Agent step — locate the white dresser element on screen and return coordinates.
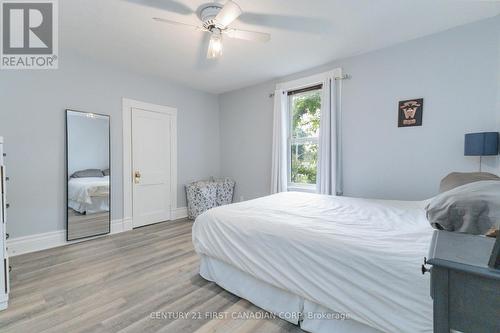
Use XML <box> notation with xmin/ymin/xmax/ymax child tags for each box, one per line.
<box><xmin>0</xmin><ymin>137</ymin><xmax>9</xmax><ymax>310</ymax></box>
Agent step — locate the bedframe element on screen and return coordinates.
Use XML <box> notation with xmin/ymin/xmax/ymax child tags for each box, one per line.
<box><xmin>192</xmin><ymin>192</ymin><xmax>434</xmax><ymax>333</ymax></box>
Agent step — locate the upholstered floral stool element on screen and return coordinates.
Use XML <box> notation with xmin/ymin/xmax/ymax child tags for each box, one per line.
<box><xmin>186</xmin><ymin>178</ymin><xmax>235</xmax><ymax>219</ymax></box>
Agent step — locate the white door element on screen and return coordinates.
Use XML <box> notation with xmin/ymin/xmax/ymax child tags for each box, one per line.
<box><xmin>132</xmin><ymin>108</ymin><xmax>172</xmax><ymax>228</ymax></box>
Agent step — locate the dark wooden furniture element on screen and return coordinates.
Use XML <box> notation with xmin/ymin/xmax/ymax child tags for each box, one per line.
<box><xmin>424</xmin><ymin>231</ymin><xmax>500</xmax><ymax>333</ymax></box>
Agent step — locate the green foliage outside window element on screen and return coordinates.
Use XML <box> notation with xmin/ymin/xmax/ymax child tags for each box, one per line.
<box><xmin>290</xmin><ymin>90</ymin><xmax>321</xmax><ymax>185</ymax></box>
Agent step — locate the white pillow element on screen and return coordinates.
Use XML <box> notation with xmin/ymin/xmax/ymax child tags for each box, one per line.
<box><xmin>426</xmin><ymin>180</ymin><xmax>500</xmax><ymax>235</ymax></box>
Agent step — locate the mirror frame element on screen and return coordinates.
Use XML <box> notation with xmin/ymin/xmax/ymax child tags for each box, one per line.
<box><xmin>65</xmin><ymin>109</ymin><xmax>111</xmax><ymax>241</ymax></box>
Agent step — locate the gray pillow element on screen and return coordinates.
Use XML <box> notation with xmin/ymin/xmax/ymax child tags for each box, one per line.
<box><xmin>71</xmin><ymin>169</ymin><xmax>104</xmax><ymax>178</ymax></box>
<box><xmin>426</xmin><ymin>180</ymin><xmax>500</xmax><ymax>235</ymax></box>
<box><xmin>439</xmin><ymin>172</ymin><xmax>499</xmax><ymax>193</ymax></box>
<box><xmin>102</xmin><ymin>168</ymin><xmax>110</xmax><ymax>176</ymax></box>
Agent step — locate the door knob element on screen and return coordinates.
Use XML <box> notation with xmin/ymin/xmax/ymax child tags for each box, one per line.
<box><xmin>134</xmin><ymin>171</ymin><xmax>141</xmax><ymax>184</ymax></box>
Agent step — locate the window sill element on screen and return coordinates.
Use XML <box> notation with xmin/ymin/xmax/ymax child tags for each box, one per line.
<box><xmin>287</xmin><ymin>185</ymin><xmax>316</xmax><ymax>193</ymax></box>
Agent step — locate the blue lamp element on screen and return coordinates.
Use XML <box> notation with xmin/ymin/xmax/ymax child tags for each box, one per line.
<box><xmin>464</xmin><ymin>132</ymin><xmax>499</xmax><ymax>171</ymax></box>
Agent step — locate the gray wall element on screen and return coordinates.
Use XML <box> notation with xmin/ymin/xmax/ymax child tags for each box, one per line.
<box><xmin>219</xmin><ymin>16</ymin><xmax>500</xmax><ymax>202</ymax></box>
<box><xmin>219</xmin><ymin>82</ymin><xmax>276</xmax><ymax>202</ymax></box>
<box><xmin>0</xmin><ymin>51</ymin><xmax>220</xmax><ymax>238</ymax></box>
<box><xmin>67</xmin><ymin>113</ymin><xmax>109</xmax><ymax>176</ymax></box>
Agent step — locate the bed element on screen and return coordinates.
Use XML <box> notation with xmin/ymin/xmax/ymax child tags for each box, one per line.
<box><xmin>68</xmin><ymin>175</ymin><xmax>110</xmax><ymax>214</ymax></box>
<box><xmin>192</xmin><ymin>191</ymin><xmax>434</xmax><ymax>333</ymax></box>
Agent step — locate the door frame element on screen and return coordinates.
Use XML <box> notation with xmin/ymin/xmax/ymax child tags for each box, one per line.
<box><xmin>122</xmin><ymin>98</ymin><xmax>178</xmax><ymax>228</ymax></box>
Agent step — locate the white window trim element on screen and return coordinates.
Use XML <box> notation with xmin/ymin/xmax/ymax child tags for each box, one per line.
<box><xmin>277</xmin><ymin>68</ymin><xmax>342</xmax><ymax>193</ymax></box>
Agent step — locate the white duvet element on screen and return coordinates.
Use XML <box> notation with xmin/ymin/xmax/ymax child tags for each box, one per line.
<box><xmin>192</xmin><ymin>192</ymin><xmax>434</xmax><ymax>333</ymax></box>
<box><xmin>68</xmin><ymin>176</ymin><xmax>109</xmax><ymax>205</ymax></box>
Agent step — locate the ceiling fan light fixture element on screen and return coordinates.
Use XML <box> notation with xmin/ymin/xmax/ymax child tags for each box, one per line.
<box><xmin>153</xmin><ymin>1</ymin><xmax>270</xmax><ymax>61</ymax></box>
<box><xmin>207</xmin><ymin>30</ymin><xmax>223</xmax><ymax>59</ymax></box>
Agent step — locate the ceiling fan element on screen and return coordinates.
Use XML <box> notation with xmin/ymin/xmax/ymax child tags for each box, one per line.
<box><xmin>153</xmin><ymin>0</ymin><xmax>271</xmax><ymax>59</ymax></box>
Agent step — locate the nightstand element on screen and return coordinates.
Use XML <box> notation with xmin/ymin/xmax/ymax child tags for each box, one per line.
<box><xmin>424</xmin><ymin>230</ymin><xmax>500</xmax><ymax>333</ymax></box>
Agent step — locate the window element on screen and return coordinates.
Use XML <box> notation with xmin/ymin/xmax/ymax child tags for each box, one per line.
<box><xmin>288</xmin><ymin>85</ymin><xmax>322</xmax><ymax>190</ymax></box>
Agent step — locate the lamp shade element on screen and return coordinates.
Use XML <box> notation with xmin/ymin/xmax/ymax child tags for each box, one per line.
<box><xmin>464</xmin><ymin>132</ymin><xmax>499</xmax><ymax>156</ymax></box>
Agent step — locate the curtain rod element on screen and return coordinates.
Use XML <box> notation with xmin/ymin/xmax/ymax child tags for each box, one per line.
<box><xmin>269</xmin><ymin>74</ymin><xmax>351</xmax><ymax>98</ymax></box>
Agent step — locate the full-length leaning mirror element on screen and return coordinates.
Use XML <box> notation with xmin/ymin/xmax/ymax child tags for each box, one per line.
<box><xmin>66</xmin><ymin>110</ymin><xmax>110</xmax><ymax>241</ymax></box>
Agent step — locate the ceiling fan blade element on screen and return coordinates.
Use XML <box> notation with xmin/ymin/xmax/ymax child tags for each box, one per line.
<box><xmin>214</xmin><ymin>0</ymin><xmax>242</xmax><ymax>27</ymax></box>
<box><xmin>125</xmin><ymin>0</ymin><xmax>193</xmax><ymax>15</ymax></box>
<box><xmin>224</xmin><ymin>29</ymin><xmax>271</xmax><ymax>42</ymax></box>
<box><xmin>153</xmin><ymin>17</ymin><xmax>205</xmax><ymax>31</ymax></box>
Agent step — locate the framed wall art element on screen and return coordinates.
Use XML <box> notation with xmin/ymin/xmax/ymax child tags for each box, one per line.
<box><xmin>398</xmin><ymin>98</ymin><xmax>423</xmax><ymax>127</ymax></box>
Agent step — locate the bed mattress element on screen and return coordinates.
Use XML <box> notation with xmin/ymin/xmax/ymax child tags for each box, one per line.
<box><xmin>68</xmin><ymin>176</ymin><xmax>110</xmax><ymax>213</ymax></box>
<box><xmin>68</xmin><ymin>196</ymin><xmax>109</xmax><ymax>215</ymax></box>
<box><xmin>192</xmin><ymin>192</ymin><xmax>434</xmax><ymax>333</ymax></box>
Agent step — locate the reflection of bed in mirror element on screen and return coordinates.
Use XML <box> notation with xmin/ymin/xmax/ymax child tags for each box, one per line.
<box><xmin>66</xmin><ymin>110</ymin><xmax>111</xmax><ymax>241</ymax></box>
<box><xmin>68</xmin><ymin>175</ymin><xmax>110</xmax><ymax>214</ymax></box>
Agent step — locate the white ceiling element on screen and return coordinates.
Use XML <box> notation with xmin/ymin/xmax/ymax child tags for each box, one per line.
<box><xmin>61</xmin><ymin>0</ymin><xmax>500</xmax><ymax>94</ymax></box>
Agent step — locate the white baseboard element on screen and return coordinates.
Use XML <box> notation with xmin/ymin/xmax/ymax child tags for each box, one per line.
<box><xmin>8</xmin><ymin>218</ymin><xmax>125</xmax><ymax>256</ymax></box>
<box><xmin>123</xmin><ymin>217</ymin><xmax>134</xmax><ymax>230</ymax></box>
<box><xmin>173</xmin><ymin>206</ymin><xmax>188</xmax><ymax>220</ymax></box>
<box><xmin>7</xmin><ymin>208</ymin><xmax>188</xmax><ymax>256</ymax></box>
<box><xmin>0</xmin><ymin>299</ymin><xmax>7</xmax><ymax>311</ymax></box>
<box><xmin>110</xmin><ymin>218</ymin><xmax>133</xmax><ymax>234</ymax></box>
<box><xmin>7</xmin><ymin>229</ymin><xmax>65</xmax><ymax>256</ymax></box>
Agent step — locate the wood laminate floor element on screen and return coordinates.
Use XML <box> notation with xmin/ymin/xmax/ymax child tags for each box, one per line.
<box><xmin>68</xmin><ymin>209</ymin><xmax>110</xmax><ymax>240</ymax></box>
<box><xmin>0</xmin><ymin>219</ymin><xmax>305</xmax><ymax>333</ymax></box>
